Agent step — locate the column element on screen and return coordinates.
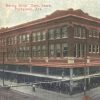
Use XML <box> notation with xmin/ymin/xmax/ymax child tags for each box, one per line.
<box><xmin>87</xmin><ymin>67</ymin><xmax>90</xmax><ymax>89</ymax></box>
<box><xmin>30</xmin><ymin>65</ymin><xmax>32</xmax><ymax>73</ymax></box>
<box><xmin>46</xmin><ymin>67</ymin><xmax>49</xmax><ymax>75</ymax></box>
<box><xmin>69</xmin><ymin>68</ymin><xmax>73</xmax><ymax>95</ymax></box>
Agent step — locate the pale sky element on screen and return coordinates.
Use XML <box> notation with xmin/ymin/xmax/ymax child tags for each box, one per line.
<box><xmin>0</xmin><ymin>0</ymin><xmax>100</xmax><ymax>27</ymax></box>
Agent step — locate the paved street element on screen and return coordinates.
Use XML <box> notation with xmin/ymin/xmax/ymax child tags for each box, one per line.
<box><xmin>92</xmin><ymin>96</ymin><xmax>100</xmax><ymax>100</ymax></box>
<box><xmin>0</xmin><ymin>87</ymin><xmax>45</xmax><ymax>100</ymax></box>
<box><xmin>0</xmin><ymin>78</ymin><xmax>100</xmax><ymax>100</ymax></box>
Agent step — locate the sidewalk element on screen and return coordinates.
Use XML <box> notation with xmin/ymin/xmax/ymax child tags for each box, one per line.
<box><xmin>0</xmin><ymin>79</ymin><xmax>100</xmax><ymax>100</ymax></box>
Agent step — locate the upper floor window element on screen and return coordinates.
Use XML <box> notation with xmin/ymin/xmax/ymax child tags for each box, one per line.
<box><xmin>89</xmin><ymin>30</ymin><xmax>99</xmax><ymax>38</ymax></box>
<box><xmin>74</xmin><ymin>26</ymin><xmax>86</xmax><ymax>39</ymax></box>
<box><xmin>49</xmin><ymin>44</ymin><xmax>55</xmax><ymax>57</ymax></box>
<box><xmin>22</xmin><ymin>34</ymin><xmax>26</xmax><ymax>41</ymax></box>
<box><xmin>14</xmin><ymin>36</ymin><xmax>17</xmax><ymax>44</ymax></box>
<box><xmin>81</xmin><ymin>28</ymin><xmax>86</xmax><ymax>38</ymax></box>
<box><xmin>37</xmin><ymin>45</ymin><xmax>41</xmax><ymax>57</ymax></box>
<box><xmin>32</xmin><ymin>33</ymin><xmax>36</xmax><ymax>42</ymax></box>
<box><xmin>89</xmin><ymin>30</ymin><xmax>92</xmax><ymax>37</ymax></box>
<box><xmin>62</xmin><ymin>43</ymin><xmax>68</xmax><ymax>57</ymax></box>
<box><xmin>55</xmin><ymin>28</ymin><xmax>61</xmax><ymax>39</ymax></box>
<box><xmin>41</xmin><ymin>31</ymin><xmax>46</xmax><ymax>41</ymax></box>
<box><xmin>32</xmin><ymin>46</ymin><xmax>37</xmax><ymax>57</ymax></box>
<box><xmin>62</xmin><ymin>26</ymin><xmax>68</xmax><ymax>38</ymax></box>
<box><xmin>49</xmin><ymin>29</ymin><xmax>55</xmax><ymax>40</ymax></box>
<box><xmin>8</xmin><ymin>37</ymin><xmax>13</xmax><ymax>45</ymax></box>
<box><xmin>96</xmin><ymin>45</ymin><xmax>99</xmax><ymax>53</ymax></box>
<box><xmin>41</xmin><ymin>45</ymin><xmax>46</xmax><ymax>57</ymax></box>
<box><xmin>55</xmin><ymin>44</ymin><xmax>61</xmax><ymax>57</ymax></box>
<box><xmin>0</xmin><ymin>38</ymin><xmax>6</xmax><ymax>46</ymax></box>
<box><xmin>89</xmin><ymin>45</ymin><xmax>92</xmax><ymax>53</ymax></box>
<box><xmin>26</xmin><ymin>34</ymin><xmax>30</xmax><ymax>42</ymax></box>
<box><xmin>19</xmin><ymin>35</ymin><xmax>22</xmax><ymax>43</ymax></box>
<box><xmin>89</xmin><ymin>44</ymin><xmax>99</xmax><ymax>53</ymax></box>
<box><xmin>37</xmin><ymin>32</ymin><xmax>41</xmax><ymax>41</ymax></box>
<box><xmin>92</xmin><ymin>45</ymin><xmax>95</xmax><ymax>53</ymax></box>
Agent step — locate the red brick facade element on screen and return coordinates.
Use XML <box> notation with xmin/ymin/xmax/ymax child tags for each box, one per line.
<box><xmin>0</xmin><ymin>9</ymin><xmax>100</xmax><ymax>68</ymax></box>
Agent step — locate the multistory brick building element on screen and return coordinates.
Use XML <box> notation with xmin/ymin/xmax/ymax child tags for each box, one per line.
<box><xmin>0</xmin><ymin>8</ymin><xmax>100</xmax><ymax>94</ymax></box>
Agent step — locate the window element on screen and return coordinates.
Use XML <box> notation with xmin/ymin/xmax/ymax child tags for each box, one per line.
<box><xmin>92</xmin><ymin>45</ymin><xmax>95</xmax><ymax>53</ymax></box>
<box><xmin>14</xmin><ymin>36</ymin><xmax>17</xmax><ymax>44</ymax></box>
<box><xmin>18</xmin><ymin>47</ymin><xmax>23</xmax><ymax>58</ymax></box>
<box><xmin>77</xmin><ymin>44</ymin><xmax>81</xmax><ymax>57</ymax></box>
<box><xmin>32</xmin><ymin>33</ymin><xmax>36</xmax><ymax>42</ymax></box>
<box><xmin>74</xmin><ymin>26</ymin><xmax>86</xmax><ymax>38</ymax></box>
<box><xmin>22</xmin><ymin>35</ymin><xmax>26</xmax><ymax>41</ymax></box>
<box><xmin>74</xmin><ymin>43</ymin><xmax>86</xmax><ymax>57</ymax></box>
<box><xmin>37</xmin><ymin>45</ymin><xmax>41</xmax><ymax>57</ymax></box>
<box><xmin>93</xmin><ymin>30</ymin><xmax>96</xmax><ymax>37</ymax></box>
<box><xmin>89</xmin><ymin>45</ymin><xmax>92</xmax><ymax>53</ymax></box>
<box><xmin>49</xmin><ymin>29</ymin><xmax>55</xmax><ymax>40</ymax></box>
<box><xmin>25</xmin><ymin>46</ymin><xmax>30</xmax><ymax>57</ymax></box>
<box><xmin>37</xmin><ymin>32</ymin><xmax>41</xmax><ymax>41</ymax></box>
<box><xmin>62</xmin><ymin>26</ymin><xmax>68</xmax><ymax>38</ymax></box>
<box><xmin>96</xmin><ymin>45</ymin><xmax>99</xmax><ymax>53</ymax></box>
<box><xmin>74</xmin><ymin>27</ymin><xmax>79</xmax><ymax>37</ymax></box>
<box><xmin>55</xmin><ymin>28</ymin><xmax>61</xmax><ymax>39</ymax></box>
<box><xmin>89</xmin><ymin>30</ymin><xmax>99</xmax><ymax>38</ymax></box>
<box><xmin>55</xmin><ymin>44</ymin><xmax>61</xmax><ymax>57</ymax></box>
<box><xmin>81</xmin><ymin>28</ymin><xmax>86</xmax><ymax>38</ymax></box>
<box><xmin>26</xmin><ymin>34</ymin><xmax>30</xmax><ymax>42</ymax></box>
<box><xmin>32</xmin><ymin>46</ymin><xmax>37</xmax><ymax>57</ymax></box>
<box><xmin>89</xmin><ymin>30</ymin><xmax>92</xmax><ymax>37</ymax></box>
<box><xmin>41</xmin><ymin>31</ymin><xmax>46</xmax><ymax>40</ymax></box>
<box><xmin>74</xmin><ymin>44</ymin><xmax>77</xmax><ymax>57</ymax></box>
<box><xmin>49</xmin><ymin>44</ymin><xmax>55</xmax><ymax>57</ymax></box>
<box><xmin>62</xmin><ymin>43</ymin><xmax>68</xmax><ymax>57</ymax></box>
<box><xmin>8</xmin><ymin>37</ymin><xmax>13</xmax><ymax>45</ymax></box>
<box><xmin>19</xmin><ymin>35</ymin><xmax>22</xmax><ymax>43</ymax></box>
<box><xmin>41</xmin><ymin>45</ymin><xmax>46</xmax><ymax>57</ymax></box>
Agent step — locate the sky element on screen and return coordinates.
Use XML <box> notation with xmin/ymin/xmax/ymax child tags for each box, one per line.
<box><xmin>0</xmin><ymin>0</ymin><xmax>100</xmax><ymax>27</ymax></box>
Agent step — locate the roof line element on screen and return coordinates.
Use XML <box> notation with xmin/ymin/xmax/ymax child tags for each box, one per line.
<box><xmin>2</xmin><ymin>13</ymin><xmax>100</xmax><ymax>33</ymax></box>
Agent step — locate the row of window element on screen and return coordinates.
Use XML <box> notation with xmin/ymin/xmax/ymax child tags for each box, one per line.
<box><xmin>0</xmin><ymin>44</ymin><xmax>99</xmax><ymax>59</ymax></box>
<box><xmin>0</xmin><ymin>26</ymin><xmax>68</xmax><ymax>45</ymax></box>
<box><xmin>74</xmin><ymin>26</ymin><xmax>86</xmax><ymax>39</ymax></box>
<box><xmin>0</xmin><ymin>26</ymin><xmax>100</xmax><ymax>45</ymax></box>
<box><xmin>0</xmin><ymin>43</ymin><xmax>68</xmax><ymax>58</ymax></box>
<box><xmin>74</xmin><ymin>43</ymin><xmax>86</xmax><ymax>57</ymax></box>
<box><xmin>48</xmin><ymin>26</ymin><xmax>68</xmax><ymax>39</ymax></box>
<box><xmin>74</xmin><ymin>43</ymin><xmax>100</xmax><ymax>57</ymax></box>
<box><xmin>89</xmin><ymin>45</ymin><xmax>99</xmax><ymax>53</ymax></box>
<box><xmin>32</xmin><ymin>31</ymin><xmax>46</xmax><ymax>42</ymax></box>
<box><xmin>89</xmin><ymin>30</ymin><xmax>99</xmax><ymax>38</ymax></box>
<box><xmin>74</xmin><ymin>26</ymin><xmax>99</xmax><ymax>39</ymax></box>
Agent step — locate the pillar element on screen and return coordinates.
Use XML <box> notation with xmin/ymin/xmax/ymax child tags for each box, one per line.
<box><xmin>30</xmin><ymin>65</ymin><xmax>32</xmax><ymax>73</ymax></box>
<box><xmin>46</xmin><ymin>67</ymin><xmax>49</xmax><ymax>75</ymax></box>
<box><xmin>87</xmin><ymin>67</ymin><xmax>90</xmax><ymax>89</ymax></box>
<box><xmin>69</xmin><ymin>68</ymin><xmax>73</xmax><ymax>95</ymax></box>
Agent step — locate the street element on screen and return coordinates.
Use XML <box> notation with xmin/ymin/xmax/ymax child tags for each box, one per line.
<box><xmin>0</xmin><ymin>87</ymin><xmax>45</xmax><ymax>100</ymax></box>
